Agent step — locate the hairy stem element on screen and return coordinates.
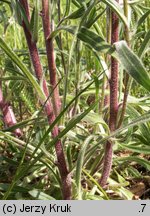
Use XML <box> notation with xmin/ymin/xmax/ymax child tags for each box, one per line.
<box><xmin>20</xmin><ymin>0</ymin><xmax>71</xmax><ymax>200</ymax></box>
<box><xmin>42</xmin><ymin>0</ymin><xmax>61</xmax><ymax>117</ymax></box>
<box><xmin>99</xmin><ymin>1</ymin><xmax>119</xmax><ymax>187</ymax></box>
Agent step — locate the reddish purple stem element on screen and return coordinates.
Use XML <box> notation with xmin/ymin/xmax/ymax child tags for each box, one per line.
<box><xmin>42</xmin><ymin>0</ymin><xmax>61</xmax><ymax>117</ymax></box>
<box><xmin>99</xmin><ymin>2</ymin><xmax>119</xmax><ymax>187</ymax></box>
<box><xmin>20</xmin><ymin>0</ymin><xmax>71</xmax><ymax>199</ymax></box>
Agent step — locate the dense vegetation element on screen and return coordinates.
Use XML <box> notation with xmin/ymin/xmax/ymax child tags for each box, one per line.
<box><xmin>0</xmin><ymin>0</ymin><xmax>150</xmax><ymax>200</ymax></box>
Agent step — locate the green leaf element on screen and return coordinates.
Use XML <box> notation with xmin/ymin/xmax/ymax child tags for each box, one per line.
<box><xmin>127</xmin><ymin>105</ymin><xmax>150</xmax><ymax>144</ymax></box>
<box><xmin>114</xmin><ymin>170</ymin><xmax>129</xmax><ymax>186</ymax></box>
<box><xmin>101</xmin><ymin>0</ymin><xmax>129</xmax><ymax>28</ymax></box>
<box><xmin>120</xmin><ymin>143</ymin><xmax>150</xmax><ymax>155</ymax></box>
<box><xmin>0</xmin><ymin>131</ymin><xmax>42</xmax><ymax>156</ymax></box>
<box><xmin>138</xmin><ymin>30</ymin><xmax>150</xmax><ymax>58</ymax></box>
<box><xmin>76</xmin><ymin>136</ymin><xmax>94</xmax><ymax>200</ymax></box>
<box><xmin>137</xmin><ymin>9</ymin><xmax>150</xmax><ymax>28</ymax></box>
<box><xmin>29</xmin><ymin>190</ymin><xmax>55</xmax><ymax>200</ymax></box>
<box><xmin>30</xmin><ymin>8</ymin><xmax>35</xmax><ymax>34</ymax></box>
<box><xmin>82</xmin><ymin>169</ymin><xmax>109</xmax><ymax>200</ymax></box>
<box><xmin>11</xmin><ymin>0</ymin><xmax>22</xmax><ymax>26</ymax></box>
<box><xmin>0</xmin><ymin>183</ymin><xmax>29</xmax><ymax>193</ymax></box>
<box><xmin>67</xmin><ymin>2</ymin><xmax>90</xmax><ymax>19</ymax></box>
<box><xmin>89</xmin><ymin>110</ymin><xmax>150</xmax><ymax>154</ymax></box>
<box><xmin>0</xmin><ymin>76</ymin><xmax>26</xmax><ymax>81</ymax></box>
<box><xmin>63</xmin><ymin>0</ymin><xmax>71</xmax><ymax>17</ymax></box>
<box><xmin>48</xmin><ymin>101</ymin><xmax>98</xmax><ymax>148</ymax></box>
<box><xmin>2</xmin><ymin>118</ymin><xmax>43</xmax><ymax>132</ymax></box>
<box><xmin>77</xmin><ymin>27</ymin><xmax>113</xmax><ymax>53</ymax></box>
<box><xmin>17</xmin><ymin>1</ymin><xmax>31</xmax><ymax>31</ymax></box>
<box><xmin>49</xmin><ymin>26</ymin><xmax>114</xmax><ymax>55</ymax></box>
<box><xmin>26</xmin><ymin>77</ymin><xmax>99</xmax><ymax>163</ymax></box>
<box><xmin>48</xmin><ymin>26</ymin><xmax>76</xmax><ymax>40</ymax></box>
<box><xmin>83</xmin><ymin>112</ymin><xmax>109</xmax><ymax>132</ymax></box>
<box><xmin>85</xmin><ymin>8</ymin><xmax>106</xmax><ymax>28</ymax></box>
<box><xmin>114</xmin><ymin>40</ymin><xmax>150</xmax><ymax>91</ymax></box>
<box><xmin>0</xmin><ymin>37</ymin><xmax>46</xmax><ymax>102</ymax></box>
<box><xmin>83</xmin><ymin>112</ymin><xmax>107</xmax><ymax>125</ymax></box>
<box><xmin>31</xmin><ymin>0</ymin><xmax>39</xmax><ymax>42</ymax></box>
<box><xmin>115</xmin><ymin>156</ymin><xmax>150</xmax><ymax>171</ymax></box>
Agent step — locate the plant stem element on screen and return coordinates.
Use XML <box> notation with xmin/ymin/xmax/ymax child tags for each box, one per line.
<box><xmin>0</xmin><ymin>82</ymin><xmax>22</xmax><ymax>137</ymax></box>
<box><xmin>117</xmin><ymin>75</ymin><xmax>132</xmax><ymax>128</ymax></box>
<box><xmin>101</xmin><ymin>7</ymin><xmax>112</xmax><ymax>112</ymax></box>
<box><xmin>42</xmin><ymin>0</ymin><xmax>61</xmax><ymax>117</ymax></box>
<box><xmin>72</xmin><ymin>40</ymin><xmax>81</xmax><ymax>115</ymax></box>
<box><xmin>99</xmin><ymin>1</ymin><xmax>119</xmax><ymax>187</ymax></box>
<box><xmin>57</xmin><ymin>0</ymin><xmax>67</xmax><ymax>77</ymax></box>
<box><xmin>20</xmin><ymin>0</ymin><xmax>71</xmax><ymax>200</ymax></box>
<box><xmin>117</xmin><ymin>0</ymin><xmax>131</xmax><ymax>128</ymax></box>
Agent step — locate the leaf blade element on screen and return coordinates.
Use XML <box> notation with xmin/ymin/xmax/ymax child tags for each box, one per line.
<box><xmin>0</xmin><ymin>37</ymin><xmax>46</xmax><ymax>101</ymax></box>
<box><xmin>114</xmin><ymin>41</ymin><xmax>150</xmax><ymax>91</ymax></box>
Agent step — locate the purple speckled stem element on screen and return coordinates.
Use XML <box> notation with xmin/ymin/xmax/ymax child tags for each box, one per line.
<box><xmin>20</xmin><ymin>0</ymin><xmax>71</xmax><ymax>200</ymax></box>
<box><xmin>99</xmin><ymin>1</ymin><xmax>119</xmax><ymax>187</ymax></box>
<box><xmin>0</xmin><ymin>83</ymin><xmax>22</xmax><ymax>137</ymax></box>
<box><xmin>42</xmin><ymin>0</ymin><xmax>61</xmax><ymax>117</ymax></box>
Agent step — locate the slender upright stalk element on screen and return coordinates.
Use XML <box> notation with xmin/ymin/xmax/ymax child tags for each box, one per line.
<box><xmin>20</xmin><ymin>0</ymin><xmax>71</xmax><ymax>200</ymax></box>
<box><xmin>72</xmin><ymin>40</ymin><xmax>81</xmax><ymax>116</ymax></box>
<box><xmin>100</xmin><ymin>7</ymin><xmax>112</xmax><ymax>113</ymax></box>
<box><xmin>99</xmin><ymin>1</ymin><xmax>119</xmax><ymax>187</ymax></box>
<box><xmin>117</xmin><ymin>0</ymin><xmax>131</xmax><ymax>128</ymax></box>
<box><xmin>0</xmin><ymin>82</ymin><xmax>22</xmax><ymax>137</ymax></box>
<box><xmin>57</xmin><ymin>0</ymin><xmax>68</xmax><ymax>91</ymax></box>
<box><xmin>42</xmin><ymin>0</ymin><xmax>61</xmax><ymax>117</ymax></box>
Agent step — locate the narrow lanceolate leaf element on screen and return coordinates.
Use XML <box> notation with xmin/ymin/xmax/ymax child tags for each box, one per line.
<box><xmin>2</xmin><ymin>118</ymin><xmax>43</xmax><ymax>132</ymax></box>
<box><xmin>114</xmin><ymin>41</ymin><xmax>150</xmax><ymax>91</ymax></box>
<box><xmin>119</xmin><ymin>143</ymin><xmax>150</xmax><ymax>155</ymax></box>
<box><xmin>17</xmin><ymin>1</ymin><xmax>30</xmax><ymax>31</ymax></box>
<box><xmin>11</xmin><ymin>0</ymin><xmax>22</xmax><ymax>26</ymax></box>
<box><xmin>64</xmin><ymin>0</ymin><xmax>71</xmax><ymax>17</ymax></box>
<box><xmin>48</xmin><ymin>26</ymin><xmax>76</xmax><ymax>40</ymax></box>
<box><xmin>138</xmin><ymin>30</ymin><xmax>150</xmax><ymax>58</ymax></box>
<box><xmin>49</xmin><ymin>26</ymin><xmax>113</xmax><ymax>54</ymax></box>
<box><xmin>115</xmin><ymin>156</ymin><xmax>150</xmax><ymax>171</ymax></box>
<box><xmin>82</xmin><ymin>169</ymin><xmax>109</xmax><ymax>200</ymax></box>
<box><xmin>30</xmin><ymin>8</ymin><xmax>35</xmax><ymax>33</ymax></box>
<box><xmin>76</xmin><ymin>136</ymin><xmax>94</xmax><ymax>200</ymax></box>
<box><xmin>0</xmin><ymin>37</ymin><xmax>46</xmax><ymax>101</ymax></box>
<box><xmin>137</xmin><ymin>9</ymin><xmax>150</xmax><ymax>28</ymax></box>
<box><xmin>31</xmin><ymin>0</ymin><xmax>39</xmax><ymax>43</ymax></box>
<box><xmin>66</xmin><ymin>2</ymin><xmax>90</xmax><ymax>19</ymax></box>
<box><xmin>48</xmin><ymin>101</ymin><xmax>98</xmax><ymax>148</ymax></box>
<box><xmin>77</xmin><ymin>27</ymin><xmax>113</xmax><ymax>53</ymax></box>
<box><xmin>101</xmin><ymin>0</ymin><xmax>129</xmax><ymax>28</ymax></box>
